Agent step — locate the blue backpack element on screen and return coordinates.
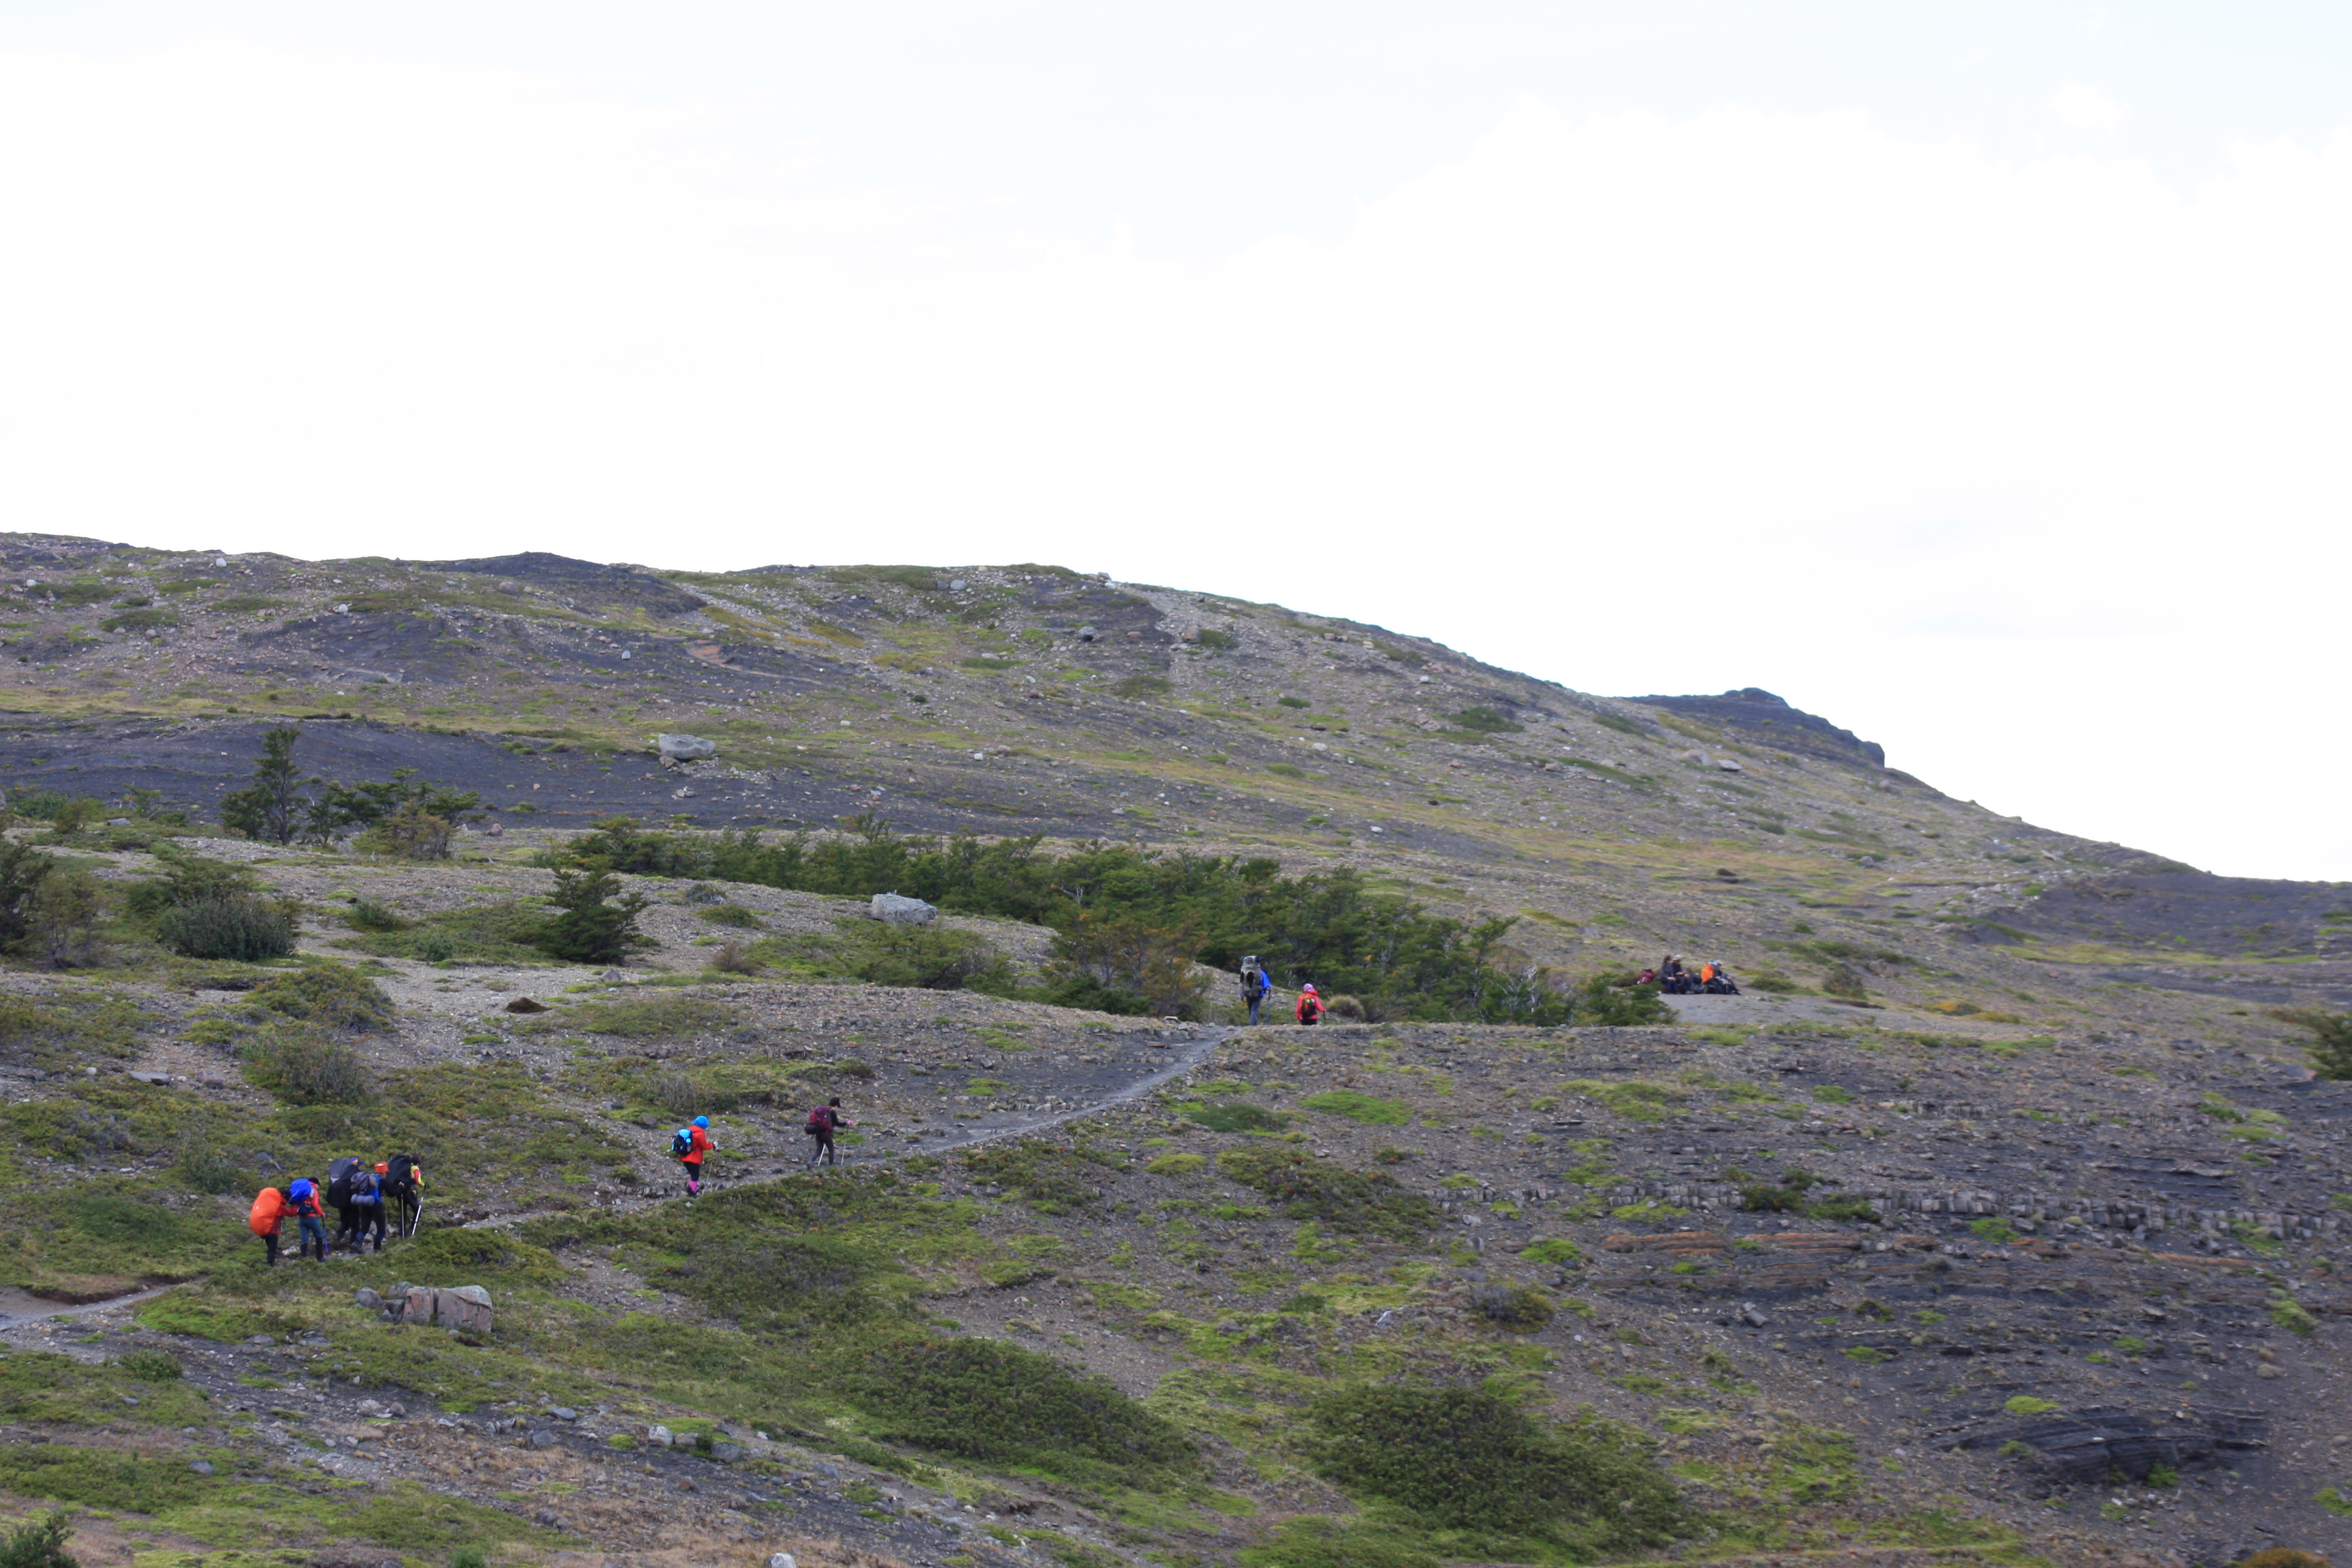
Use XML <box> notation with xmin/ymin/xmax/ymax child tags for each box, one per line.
<box><xmin>671</xmin><ymin>1128</ymin><xmax>694</xmax><ymax>1158</ymax></box>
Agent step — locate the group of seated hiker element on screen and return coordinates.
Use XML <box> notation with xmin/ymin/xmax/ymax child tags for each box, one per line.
<box><xmin>1635</xmin><ymin>953</ymin><xmax>1740</xmax><ymax>995</ymax></box>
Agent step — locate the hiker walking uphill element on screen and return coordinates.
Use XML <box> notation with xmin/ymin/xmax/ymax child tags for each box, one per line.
<box><xmin>1239</xmin><ymin>956</ymin><xmax>1272</xmax><ymax>1026</ymax></box>
<box><xmin>326</xmin><ymin>1157</ymin><xmax>370</xmax><ymax>1256</ymax></box>
<box><xmin>286</xmin><ymin>1177</ymin><xmax>327</xmax><ymax>1263</ymax></box>
<box><xmin>378</xmin><ymin>1154</ymin><xmax>425</xmax><ymax>1238</ymax></box>
<box><xmin>804</xmin><ymin>1097</ymin><xmax>855</xmax><ymax>1169</ymax></box>
<box><xmin>345</xmin><ymin>1166</ymin><xmax>387</xmax><ymax>1253</ymax></box>
<box><xmin>1295</xmin><ymin>983</ymin><xmax>1325</xmax><ymax>1026</ymax></box>
<box><xmin>249</xmin><ymin>1184</ymin><xmax>288</xmax><ymax>1268</ymax></box>
<box><xmin>672</xmin><ymin>1116</ymin><xmax>714</xmax><ymax>1196</ymax></box>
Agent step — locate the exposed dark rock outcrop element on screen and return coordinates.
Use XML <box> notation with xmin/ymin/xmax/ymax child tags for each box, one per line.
<box><xmin>1627</xmin><ymin>686</ymin><xmax>1886</xmax><ymax>766</ymax></box>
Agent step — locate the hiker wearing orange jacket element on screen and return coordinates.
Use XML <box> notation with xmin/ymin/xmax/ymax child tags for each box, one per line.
<box><xmin>1295</xmin><ymin>984</ymin><xmax>1325</xmax><ymax>1025</ymax></box>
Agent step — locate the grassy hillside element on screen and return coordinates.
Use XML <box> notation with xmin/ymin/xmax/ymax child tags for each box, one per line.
<box><xmin>0</xmin><ymin>533</ymin><xmax>2346</xmax><ymax>1568</ymax></box>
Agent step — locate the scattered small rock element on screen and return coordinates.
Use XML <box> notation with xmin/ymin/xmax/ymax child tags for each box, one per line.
<box><xmin>657</xmin><ymin>733</ymin><xmax>717</xmax><ymax>762</ymax></box>
<box><xmin>189</xmin><ymin>1460</ymin><xmax>214</xmax><ymax>1476</ymax></box>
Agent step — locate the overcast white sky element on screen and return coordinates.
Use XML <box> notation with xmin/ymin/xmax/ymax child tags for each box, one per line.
<box><xmin>3</xmin><ymin>3</ymin><xmax>2350</xmax><ymax>880</ymax></box>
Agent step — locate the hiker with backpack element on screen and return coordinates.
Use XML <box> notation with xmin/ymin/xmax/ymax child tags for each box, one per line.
<box><xmin>287</xmin><ymin>1177</ymin><xmax>327</xmax><ymax>1263</ymax></box>
<box><xmin>326</xmin><ymin>1156</ymin><xmax>367</xmax><ymax>1256</ymax></box>
<box><xmin>347</xmin><ymin>1166</ymin><xmax>388</xmax><ymax>1253</ymax></box>
<box><xmin>249</xmin><ymin>1184</ymin><xmax>289</xmax><ymax>1267</ymax></box>
<box><xmin>672</xmin><ymin>1116</ymin><xmax>715</xmax><ymax>1196</ymax></box>
<box><xmin>377</xmin><ymin>1155</ymin><xmax>425</xmax><ymax>1238</ymax></box>
<box><xmin>1294</xmin><ymin>983</ymin><xmax>1325</xmax><ymax>1026</ymax></box>
<box><xmin>804</xmin><ymin>1098</ymin><xmax>855</xmax><ymax>1169</ymax></box>
<box><xmin>1239</xmin><ymin>957</ymin><xmax>1272</xmax><ymax>1026</ymax></box>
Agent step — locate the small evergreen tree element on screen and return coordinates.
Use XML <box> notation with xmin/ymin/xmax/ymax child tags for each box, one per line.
<box><xmin>0</xmin><ymin>840</ymin><xmax>56</xmax><ymax>950</ymax></box>
<box><xmin>533</xmin><ymin>866</ymin><xmax>652</xmax><ymax>964</ymax></box>
<box><xmin>0</xmin><ymin>1510</ymin><xmax>77</xmax><ymax>1568</ymax></box>
<box><xmin>2302</xmin><ymin>1012</ymin><xmax>2352</xmax><ymax>1080</ymax></box>
<box><xmin>218</xmin><ymin>725</ymin><xmax>306</xmax><ymax>844</ymax></box>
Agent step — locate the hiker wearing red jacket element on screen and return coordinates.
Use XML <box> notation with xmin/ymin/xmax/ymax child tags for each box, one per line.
<box><xmin>286</xmin><ymin>1177</ymin><xmax>327</xmax><ymax>1263</ymax></box>
<box><xmin>1295</xmin><ymin>984</ymin><xmax>1325</xmax><ymax>1026</ymax></box>
<box><xmin>673</xmin><ymin>1117</ymin><xmax>715</xmax><ymax>1196</ymax></box>
<box><xmin>803</xmin><ymin>1098</ymin><xmax>855</xmax><ymax>1170</ymax></box>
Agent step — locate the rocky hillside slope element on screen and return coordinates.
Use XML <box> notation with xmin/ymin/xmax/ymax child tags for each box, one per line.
<box><xmin>0</xmin><ymin>532</ymin><xmax>2347</xmax><ymax>1568</ymax></box>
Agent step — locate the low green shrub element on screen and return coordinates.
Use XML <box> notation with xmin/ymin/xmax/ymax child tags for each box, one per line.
<box><xmin>0</xmin><ymin>1510</ymin><xmax>77</xmax><ymax>1568</ymax></box>
<box><xmin>0</xmin><ymin>1443</ymin><xmax>208</xmax><ymax>1513</ymax></box>
<box><xmin>155</xmin><ymin>896</ymin><xmax>295</xmax><ymax>961</ymax></box>
<box><xmin>1216</xmin><ymin>1148</ymin><xmax>1436</xmax><ymax>1239</ymax></box>
<box><xmin>1450</xmin><ymin>707</ymin><xmax>1522</xmax><ymax>734</ymax></box>
<box><xmin>1184</xmin><ymin>1101</ymin><xmax>1288</xmax><ymax>1134</ymax></box>
<box><xmin>109</xmin><ymin>1347</ymin><xmax>182</xmax><ymax>1381</ymax></box>
<box><xmin>1298</xmin><ymin>1090</ymin><xmax>1411</xmax><ymax>1125</ymax></box>
<box><xmin>964</xmin><ymin>1140</ymin><xmax>1117</xmax><ymax>1213</ymax></box>
<box><xmin>247</xmin><ymin>962</ymin><xmax>394</xmax><ymax>1031</ymax></box>
<box><xmin>524</xmin><ymin>993</ymin><xmax>737</xmax><ymax>1039</ymax></box>
<box><xmin>1821</xmin><ymin>964</ymin><xmax>1869</xmax><ymax>1001</ymax></box>
<box><xmin>1305</xmin><ymin>1387</ymin><xmax>1685</xmax><ymax>1550</ymax></box>
<box><xmin>347</xmin><ymin>898</ymin><xmax>409</xmax><ymax>932</ymax></box>
<box><xmin>754</xmin><ymin>921</ymin><xmax>998</xmax><ymax>990</ymax></box>
<box><xmin>1240</xmin><ymin>1518</ymin><xmax>1436</xmax><ymax>1568</ymax></box>
<box><xmin>1472</xmin><ymin>1284</ymin><xmax>1554</xmax><ymax>1330</ymax></box>
<box><xmin>244</xmin><ymin>1028</ymin><xmax>375</xmax><ymax>1105</ymax></box>
<box><xmin>844</xmin><ymin>1337</ymin><xmax>1195</xmax><ymax>1488</ymax></box>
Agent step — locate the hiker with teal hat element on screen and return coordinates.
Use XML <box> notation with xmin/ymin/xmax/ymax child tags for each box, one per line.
<box><xmin>670</xmin><ymin>1115</ymin><xmax>716</xmax><ymax>1196</ymax></box>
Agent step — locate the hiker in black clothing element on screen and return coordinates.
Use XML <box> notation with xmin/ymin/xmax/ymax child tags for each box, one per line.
<box><xmin>326</xmin><ymin>1156</ymin><xmax>366</xmax><ymax>1256</ymax></box>
<box><xmin>803</xmin><ymin>1097</ymin><xmax>855</xmax><ymax>1169</ymax></box>
<box><xmin>1657</xmin><ymin>954</ymin><xmax>1689</xmax><ymax>995</ymax></box>
<box><xmin>380</xmin><ymin>1154</ymin><xmax>425</xmax><ymax>1238</ymax></box>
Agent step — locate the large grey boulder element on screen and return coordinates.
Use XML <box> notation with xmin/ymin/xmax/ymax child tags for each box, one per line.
<box><xmin>870</xmin><ymin>893</ymin><xmax>938</xmax><ymax>926</ymax></box>
<box><xmin>656</xmin><ymin>733</ymin><xmax>717</xmax><ymax>762</ymax></box>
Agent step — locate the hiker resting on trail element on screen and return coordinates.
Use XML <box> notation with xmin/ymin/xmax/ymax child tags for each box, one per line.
<box><xmin>249</xmin><ymin>1184</ymin><xmax>287</xmax><ymax>1268</ymax></box>
<box><xmin>805</xmin><ymin>1098</ymin><xmax>854</xmax><ymax>1169</ymax></box>
<box><xmin>1240</xmin><ymin>957</ymin><xmax>1272</xmax><ymax>1025</ymax></box>
<box><xmin>673</xmin><ymin>1117</ymin><xmax>714</xmax><ymax>1196</ymax></box>
<box><xmin>1295</xmin><ymin>983</ymin><xmax>1325</xmax><ymax>1026</ymax></box>
<box><xmin>287</xmin><ymin>1177</ymin><xmax>327</xmax><ymax>1263</ymax></box>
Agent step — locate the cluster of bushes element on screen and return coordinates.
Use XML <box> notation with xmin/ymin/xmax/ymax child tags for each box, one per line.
<box><xmin>218</xmin><ymin>724</ymin><xmax>481</xmax><ymax>855</ymax></box>
<box><xmin>543</xmin><ymin>814</ymin><xmax>1640</xmax><ymax>1023</ymax></box>
<box><xmin>1730</xmin><ymin>1166</ymin><xmax>1876</xmax><ymax>1222</ymax></box>
<box><xmin>125</xmin><ymin>844</ymin><xmax>299</xmax><ymax>961</ymax></box>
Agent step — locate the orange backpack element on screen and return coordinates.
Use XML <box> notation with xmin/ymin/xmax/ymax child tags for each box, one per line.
<box><xmin>249</xmin><ymin>1186</ymin><xmax>287</xmax><ymax>1236</ymax></box>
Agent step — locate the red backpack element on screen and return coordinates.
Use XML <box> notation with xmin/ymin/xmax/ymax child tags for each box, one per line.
<box><xmin>806</xmin><ymin>1105</ymin><xmax>835</xmax><ymax>1132</ymax></box>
